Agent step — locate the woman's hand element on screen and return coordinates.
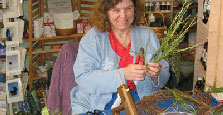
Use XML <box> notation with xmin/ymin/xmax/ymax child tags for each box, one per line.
<box><xmin>146</xmin><ymin>62</ymin><xmax>162</xmax><ymax>77</ymax></box>
<box><xmin>124</xmin><ymin>64</ymin><xmax>148</xmax><ymax>81</ymax></box>
<box><xmin>146</xmin><ymin>62</ymin><xmax>162</xmax><ymax>84</ymax></box>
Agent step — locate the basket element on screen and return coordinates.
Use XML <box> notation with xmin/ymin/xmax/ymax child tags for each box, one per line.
<box><xmin>145</xmin><ymin>12</ymin><xmax>167</xmax><ymax>38</ymax></box>
<box><xmin>55</xmin><ymin>21</ymin><xmax>77</xmax><ymax>36</ymax></box>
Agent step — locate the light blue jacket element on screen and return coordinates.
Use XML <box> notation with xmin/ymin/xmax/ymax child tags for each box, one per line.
<box><xmin>71</xmin><ymin>26</ymin><xmax>170</xmax><ymax>114</ymax></box>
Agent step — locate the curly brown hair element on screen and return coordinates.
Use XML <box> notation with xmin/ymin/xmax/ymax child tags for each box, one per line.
<box><xmin>90</xmin><ymin>0</ymin><xmax>145</xmax><ymax>32</ymax></box>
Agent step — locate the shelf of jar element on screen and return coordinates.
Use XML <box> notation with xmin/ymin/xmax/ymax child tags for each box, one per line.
<box><xmin>23</xmin><ymin>33</ymin><xmax>84</xmax><ymax>42</ymax></box>
<box><xmin>173</xmin><ymin>3</ymin><xmax>198</xmax><ymax>11</ymax></box>
<box><xmin>145</xmin><ymin>11</ymin><xmax>173</xmax><ymax>14</ymax></box>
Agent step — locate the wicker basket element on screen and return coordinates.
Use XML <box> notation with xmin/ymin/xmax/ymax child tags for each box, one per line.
<box><xmin>55</xmin><ymin>21</ymin><xmax>77</xmax><ymax>36</ymax></box>
<box><xmin>145</xmin><ymin>12</ymin><xmax>167</xmax><ymax>38</ymax></box>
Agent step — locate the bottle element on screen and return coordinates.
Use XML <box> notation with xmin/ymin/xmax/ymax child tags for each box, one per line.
<box><xmin>166</xmin><ymin>2</ymin><xmax>171</xmax><ymax>12</ymax></box>
<box><xmin>195</xmin><ymin>77</ymin><xmax>205</xmax><ymax>91</ymax></box>
<box><xmin>145</xmin><ymin>2</ymin><xmax>150</xmax><ymax>12</ymax></box>
<box><xmin>160</xmin><ymin>2</ymin><xmax>166</xmax><ymax>12</ymax></box>
<box><xmin>149</xmin><ymin>2</ymin><xmax>154</xmax><ymax>12</ymax></box>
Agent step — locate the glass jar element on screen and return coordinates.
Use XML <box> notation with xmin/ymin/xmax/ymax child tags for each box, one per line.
<box><xmin>145</xmin><ymin>2</ymin><xmax>150</xmax><ymax>12</ymax></box>
<box><xmin>149</xmin><ymin>2</ymin><xmax>154</xmax><ymax>12</ymax></box>
<box><xmin>160</xmin><ymin>2</ymin><xmax>166</xmax><ymax>12</ymax></box>
<box><xmin>155</xmin><ymin>2</ymin><xmax>160</xmax><ymax>11</ymax></box>
<box><xmin>166</xmin><ymin>2</ymin><xmax>171</xmax><ymax>12</ymax></box>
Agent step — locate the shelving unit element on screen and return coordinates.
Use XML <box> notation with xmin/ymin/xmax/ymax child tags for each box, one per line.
<box><xmin>144</xmin><ymin>0</ymin><xmax>173</xmax><ymax>21</ymax></box>
<box><xmin>204</xmin><ymin>0</ymin><xmax>223</xmax><ymax>88</ymax></box>
<box><xmin>193</xmin><ymin>0</ymin><xmax>209</xmax><ymax>87</ymax></box>
<box><xmin>194</xmin><ymin>0</ymin><xmax>223</xmax><ymax>88</ymax></box>
<box><xmin>28</xmin><ymin>0</ymin><xmax>85</xmax><ymax>90</ymax></box>
<box><xmin>144</xmin><ymin>0</ymin><xmax>173</xmax><ymax>39</ymax></box>
<box><xmin>0</xmin><ymin>3</ymin><xmax>5</xmax><ymax>76</ymax></box>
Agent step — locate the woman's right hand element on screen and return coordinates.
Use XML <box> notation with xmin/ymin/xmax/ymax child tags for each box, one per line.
<box><xmin>123</xmin><ymin>64</ymin><xmax>148</xmax><ymax>81</ymax></box>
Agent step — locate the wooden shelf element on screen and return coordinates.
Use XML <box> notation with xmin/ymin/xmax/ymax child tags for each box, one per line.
<box><xmin>146</xmin><ymin>11</ymin><xmax>173</xmax><ymax>14</ymax></box>
<box><xmin>0</xmin><ymin>57</ymin><xmax>5</xmax><ymax>61</ymax></box>
<box><xmin>173</xmin><ymin>3</ymin><xmax>198</xmax><ymax>11</ymax></box>
<box><xmin>0</xmin><ymin>38</ymin><xmax>6</xmax><ymax>41</ymax></box>
<box><xmin>145</xmin><ymin>0</ymin><xmax>173</xmax><ymax>3</ymax></box>
<box><xmin>32</xmin><ymin>49</ymin><xmax>61</xmax><ymax>55</ymax></box>
<box><xmin>30</xmin><ymin>75</ymin><xmax>43</xmax><ymax>81</ymax></box>
<box><xmin>23</xmin><ymin>33</ymin><xmax>84</xmax><ymax>42</ymax></box>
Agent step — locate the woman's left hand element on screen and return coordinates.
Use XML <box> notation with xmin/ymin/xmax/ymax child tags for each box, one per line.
<box><xmin>146</xmin><ymin>62</ymin><xmax>162</xmax><ymax>77</ymax></box>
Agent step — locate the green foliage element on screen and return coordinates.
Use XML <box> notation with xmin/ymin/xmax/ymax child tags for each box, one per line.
<box><xmin>149</xmin><ymin>1</ymin><xmax>201</xmax><ymax>63</ymax></box>
<box><xmin>210</xmin><ymin>86</ymin><xmax>223</xmax><ymax>93</ymax></box>
<box><xmin>162</xmin><ymin>87</ymin><xmax>197</xmax><ymax>114</ymax></box>
<box><xmin>41</xmin><ymin>106</ymin><xmax>62</xmax><ymax>115</ymax></box>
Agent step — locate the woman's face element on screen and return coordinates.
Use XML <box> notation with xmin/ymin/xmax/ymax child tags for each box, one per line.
<box><xmin>107</xmin><ymin>0</ymin><xmax>135</xmax><ymax>31</ymax></box>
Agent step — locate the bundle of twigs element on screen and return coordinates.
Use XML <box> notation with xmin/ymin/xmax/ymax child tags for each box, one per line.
<box><xmin>148</xmin><ymin>1</ymin><xmax>201</xmax><ymax>63</ymax></box>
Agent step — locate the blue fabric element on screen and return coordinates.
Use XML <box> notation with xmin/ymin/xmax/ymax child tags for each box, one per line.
<box><xmin>71</xmin><ymin>26</ymin><xmax>170</xmax><ymax>114</ymax></box>
<box><xmin>104</xmin><ymin>93</ymin><xmax>118</xmax><ymax>110</ymax></box>
<box><xmin>104</xmin><ymin>90</ymin><xmax>140</xmax><ymax>110</ymax></box>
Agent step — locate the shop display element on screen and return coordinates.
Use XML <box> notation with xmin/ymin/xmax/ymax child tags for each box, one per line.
<box><xmin>27</xmin><ymin>0</ymin><xmax>87</xmax><ymax>90</ymax></box>
<box><xmin>1</xmin><ymin>0</ymin><xmax>221</xmax><ymax>114</ymax></box>
<box><xmin>194</xmin><ymin>0</ymin><xmax>223</xmax><ymax>90</ymax></box>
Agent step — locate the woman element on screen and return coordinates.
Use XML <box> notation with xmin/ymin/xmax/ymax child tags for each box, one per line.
<box><xmin>70</xmin><ymin>0</ymin><xmax>170</xmax><ymax>114</ymax></box>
